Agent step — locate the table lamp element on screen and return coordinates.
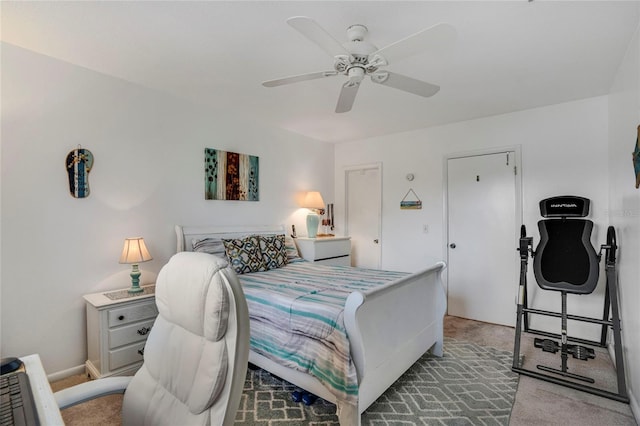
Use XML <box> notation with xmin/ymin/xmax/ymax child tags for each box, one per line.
<box><xmin>302</xmin><ymin>191</ymin><xmax>325</xmax><ymax>238</ymax></box>
<box><xmin>119</xmin><ymin>237</ymin><xmax>153</xmax><ymax>294</ymax></box>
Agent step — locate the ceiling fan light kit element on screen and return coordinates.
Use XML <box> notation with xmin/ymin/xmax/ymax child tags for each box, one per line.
<box><xmin>263</xmin><ymin>16</ymin><xmax>456</xmax><ymax>113</ymax></box>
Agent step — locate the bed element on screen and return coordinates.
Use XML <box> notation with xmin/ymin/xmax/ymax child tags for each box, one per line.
<box><xmin>176</xmin><ymin>225</ymin><xmax>446</xmax><ymax>425</ymax></box>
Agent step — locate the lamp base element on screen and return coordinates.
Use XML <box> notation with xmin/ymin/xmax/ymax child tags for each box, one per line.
<box><xmin>306</xmin><ymin>212</ymin><xmax>320</xmax><ymax>238</ymax></box>
<box><xmin>128</xmin><ymin>264</ymin><xmax>143</xmax><ymax>294</ymax></box>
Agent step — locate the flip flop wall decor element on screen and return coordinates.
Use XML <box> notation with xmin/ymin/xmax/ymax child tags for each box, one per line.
<box><xmin>634</xmin><ymin>125</ymin><xmax>640</xmax><ymax>189</ymax></box>
<box><xmin>66</xmin><ymin>146</ymin><xmax>94</xmax><ymax>198</ymax></box>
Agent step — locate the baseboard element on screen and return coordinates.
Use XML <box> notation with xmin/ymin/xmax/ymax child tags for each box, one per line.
<box><xmin>47</xmin><ymin>364</ymin><xmax>86</xmax><ymax>383</ymax></box>
<box><xmin>630</xmin><ymin>389</ymin><xmax>639</xmax><ymax>424</ymax></box>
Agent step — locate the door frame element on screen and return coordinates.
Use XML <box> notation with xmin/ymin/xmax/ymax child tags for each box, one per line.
<box><xmin>442</xmin><ymin>146</ymin><xmax>523</xmax><ymax>311</ymax></box>
<box><xmin>344</xmin><ymin>162</ymin><xmax>383</xmax><ymax>268</ymax></box>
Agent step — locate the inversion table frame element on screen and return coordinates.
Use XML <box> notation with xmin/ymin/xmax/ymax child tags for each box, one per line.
<box><xmin>512</xmin><ymin>225</ymin><xmax>629</xmax><ymax>404</ymax></box>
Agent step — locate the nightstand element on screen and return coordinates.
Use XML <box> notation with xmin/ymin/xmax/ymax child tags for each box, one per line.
<box><xmin>295</xmin><ymin>237</ymin><xmax>351</xmax><ymax>266</ymax></box>
<box><xmin>83</xmin><ymin>285</ymin><xmax>157</xmax><ymax>379</ymax></box>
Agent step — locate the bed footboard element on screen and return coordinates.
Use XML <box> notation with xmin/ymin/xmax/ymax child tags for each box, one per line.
<box><xmin>247</xmin><ymin>262</ymin><xmax>446</xmax><ymax>426</ymax></box>
<box><xmin>344</xmin><ymin>261</ymin><xmax>447</xmax><ymax>414</ymax></box>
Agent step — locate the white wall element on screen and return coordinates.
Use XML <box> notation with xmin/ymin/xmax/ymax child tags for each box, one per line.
<box><xmin>0</xmin><ymin>44</ymin><xmax>335</xmax><ymax>375</ymax></box>
<box><xmin>335</xmin><ymin>96</ymin><xmax>610</xmax><ymax>339</ymax></box>
<box><xmin>335</xmin><ymin>98</ymin><xmax>611</xmax><ymax>272</ymax></box>
<box><xmin>608</xmin><ymin>15</ymin><xmax>640</xmax><ymax>419</ymax></box>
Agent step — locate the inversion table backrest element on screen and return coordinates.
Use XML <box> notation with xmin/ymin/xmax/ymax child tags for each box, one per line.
<box><xmin>533</xmin><ymin>196</ymin><xmax>599</xmax><ymax>294</ymax></box>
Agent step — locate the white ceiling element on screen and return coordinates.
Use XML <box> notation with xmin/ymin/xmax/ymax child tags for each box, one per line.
<box><xmin>2</xmin><ymin>1</ymin><xmax>639</xmax><ymax>143</ymax></box>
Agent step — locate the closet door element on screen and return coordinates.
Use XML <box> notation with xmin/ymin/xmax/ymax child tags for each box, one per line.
<box><xmin>447</xmin><ymin>151</ymin><xmax>519</xmax><ymax>326</ymax></box>
<box><xmin>345</xmin><ymin>163</ymin><xmax>382</xmax><ymax>269</ymax></box>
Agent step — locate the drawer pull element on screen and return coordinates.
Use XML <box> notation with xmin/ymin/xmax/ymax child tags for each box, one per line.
<box><xmin>138</xmin><ymin>348</ymin><xmax>144</xmax><ymax>356</ymax></box>
<box><xmin>118</xmin><ymin>315</ymin><xmax>125</xmax><ymax>321</ymax></box>
<box><xmin>137</xmin><ymin>326</ymin><xmax>151</xmax><ymax>336</ymax></box>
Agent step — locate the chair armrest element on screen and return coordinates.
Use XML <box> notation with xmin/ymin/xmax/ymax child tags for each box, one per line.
<box><xmin>55</xmin><ymin>376</ymin><xmax>132</xmax><ymax>410</ymax></box>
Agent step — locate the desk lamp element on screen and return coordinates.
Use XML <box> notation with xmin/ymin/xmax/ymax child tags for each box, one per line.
<box><xmin>302</xmin><ymin>191</ymin><xmax>325</xmax><ymax>238</ymax></box>
<box><xmin>119</xmin><ymin>237</ymin><xmax>153</xmax><ymax>294</ymax></box>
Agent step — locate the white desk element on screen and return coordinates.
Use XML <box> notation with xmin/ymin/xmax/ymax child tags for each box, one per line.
<box><xmin>21</xmin><ymin>354</ymin><xmax>65</xmax><ymax>425</ymax></box>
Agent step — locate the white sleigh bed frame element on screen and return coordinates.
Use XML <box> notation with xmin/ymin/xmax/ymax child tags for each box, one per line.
<box><xmin>176</xmin><ymin>225</ymin><xmax>447</xmax><ymax>425</ymax></box>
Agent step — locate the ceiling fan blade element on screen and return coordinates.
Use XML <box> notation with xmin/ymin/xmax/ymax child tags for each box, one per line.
<box><xmin>370</xmin><ymin>23</ymin><xmax>456</xmax><ymax>65</ymax></box>
<box><xmin>262</xmin><ymin>70</ymin><xmax>338</xmax><ymax>87</ymax></box>
<box><xmin>287</xmin><ymin>16</ymin><xmax>353</xmax><ymax>59</ymax></box>
<box><xmin>370</xmin><ymin>71</ymin><xmax>440</xmax><ymax>97</ymax></box>
<box><xmin>335</xmin><ymin>81</ymin><xmax>360</xmax><ymax>113</ymax></box>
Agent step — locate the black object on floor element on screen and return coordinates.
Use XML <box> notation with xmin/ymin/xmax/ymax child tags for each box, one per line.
<box><xmin>512</xmin><ymin>196</ymin><xmax>629</xmax><ymax>404</ymax></box>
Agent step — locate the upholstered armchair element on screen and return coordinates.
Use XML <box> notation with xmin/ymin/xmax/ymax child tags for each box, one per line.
<box><xmin>55</xmin><ymin>252</ymin><xmax>250</xmax><ymax>425</ymax></box>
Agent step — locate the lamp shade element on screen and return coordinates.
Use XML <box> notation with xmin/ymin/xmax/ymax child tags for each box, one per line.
<box><xmin>302</xmin><ymin>191</ymin><xmax>325</xmax><ymax>210</ymax></box>
<box><xmin>119</xmin><ymin>237</ymin><xmax>153</xmax><ymax>264</ymax></box>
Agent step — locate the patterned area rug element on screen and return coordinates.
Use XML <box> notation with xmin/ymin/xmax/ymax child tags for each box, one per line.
<box><xmin>234</xmin><ymin>338</ymin><xmax>519</xmax><ymax>425</ymax></box>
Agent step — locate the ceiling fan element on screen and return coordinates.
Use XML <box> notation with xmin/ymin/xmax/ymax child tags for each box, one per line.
<box><xmin>262</xmin><ymin>16</ymin><xmax>456</xmax><ymax>113</ymax></box>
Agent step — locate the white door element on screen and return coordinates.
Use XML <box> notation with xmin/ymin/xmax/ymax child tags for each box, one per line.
<box><xmin>447</xmin><ymin>152</ymin><xmax>519</xmax><ymax>326</ymax></box>
<box><xmin>345</xmin><ymin>164</ymin><xmax>382</xmax><ymax>268</ymax></box>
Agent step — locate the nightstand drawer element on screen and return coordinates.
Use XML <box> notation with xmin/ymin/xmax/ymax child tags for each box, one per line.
<box><xmin>109</xmin><ymin>341</ymin><xmax>146</xmax><ymax>371</ymax></box>
<box><xmin>314</xmin><ymin>239</ymin><xmax>351</xmax><ymax>259</ymax></box>
<box><xmin>296</xmin><ymin>237</ymin><xmax>351</xmax><ymax>263</ymax></box>
<box><xmin>108</xmin><ymin>302</ymin><xmax>158</xmax><ymax>327</ymax></box>
<box><xmin>315</xmin><ymin>256</ymin><xmax>351</xmax><ymax>266</ymax></box>
<box><xmin>108</xmin><ymin>318</ymin><xmax>155</xmax><ymax>348</ymax></box>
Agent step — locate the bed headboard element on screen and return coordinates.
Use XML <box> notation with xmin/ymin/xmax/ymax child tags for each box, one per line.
<box><xmin>175</xmin><ymin>225</ymin><xmax>286</xmax><ymax>253</ymax></box>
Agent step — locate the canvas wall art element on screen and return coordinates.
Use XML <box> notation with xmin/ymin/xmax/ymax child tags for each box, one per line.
<box><xmin>205</xmin><ymin>148</ymin><xmax>259</xmax><ymax>200</ymax></box>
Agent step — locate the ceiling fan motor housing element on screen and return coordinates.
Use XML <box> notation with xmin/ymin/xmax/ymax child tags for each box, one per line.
<box><xmin>346</xmin><ymin>24</ymin><xmax>368</xmax><ymax>42</ymax></box>
<box><xmin>338</xmin><ymin>25</ymin><xmax>379</xmax><ymax>74</ymax></box>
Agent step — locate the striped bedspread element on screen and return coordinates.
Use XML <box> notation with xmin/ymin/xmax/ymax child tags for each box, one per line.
<box><xmin>238</xmin><ymin>260</ymin><xmax>409</xmax><ymax>404</ymax></box>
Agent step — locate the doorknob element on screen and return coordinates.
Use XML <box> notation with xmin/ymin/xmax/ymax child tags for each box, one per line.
<box><xmin>449</xmin><ymin>243</ymin><xmax>456</xmax><ymax>249</ymax></box>
<box><xmin>373</xmin><ymin>239</ymin><xmax>379</xmax><ymax>244</ymax></box>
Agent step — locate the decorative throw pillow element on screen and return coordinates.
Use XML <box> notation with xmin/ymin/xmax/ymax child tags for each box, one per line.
<box><xmin>284</xmin><ymin>235</ymin><xmax>302</xmax><ymax>262</ymax></box>
<box><xmin>259</xmin><ymin>234</ymin><xmax>287</xmax><ymax>270</ymax></box>
<box><xmin>223</xmin><ymin>236</ymin><xmax>267</xmax><ymax>274</ymax></box>
<box><xmin>192</xmin><ymin>238</ymin><xmax>227</xmax><ymax>259</ymax></box>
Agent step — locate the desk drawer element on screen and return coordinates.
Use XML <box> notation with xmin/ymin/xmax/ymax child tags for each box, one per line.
<box><xmin>109</xmin><ymin>341</ymin><xmax>146</xmax><ymax>371</ymax></box>
<box><xmin>108</xmin><ymin>302</ymin><xmax>158</xmax><ymax>327</ymax></box>
<box><xmin>108</xmin><ymin>319</ymin><xmax>155</xmax><ymax>349</ymax></box>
